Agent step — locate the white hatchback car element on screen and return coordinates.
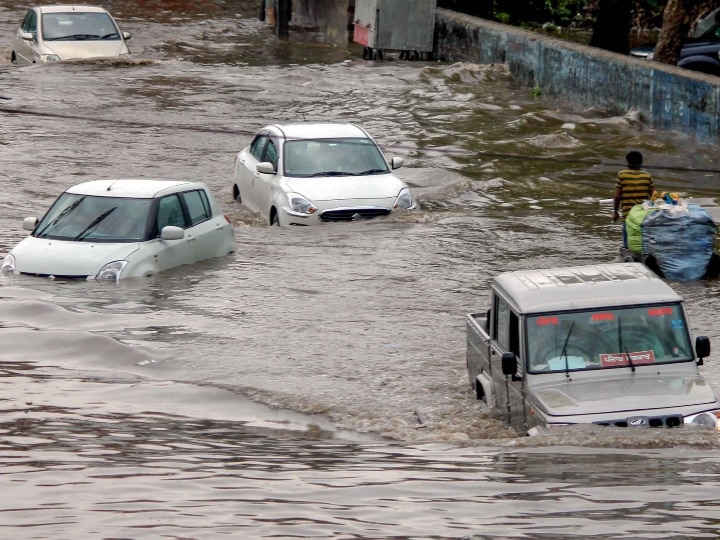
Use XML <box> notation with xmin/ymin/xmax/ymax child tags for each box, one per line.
<box><xmin>11</xmin><ymin>5</ymin><xmax>131</xmax><ymax>64</ymax></box>
<box><xmin>1</xmin><ymin>179</ymin><xmax>236</xmax><ymax>281</ymax></box>
<box><xmin>231</xmin><ymin>123</ymin><xmax>414</xmax><ymax>226</ymax></box>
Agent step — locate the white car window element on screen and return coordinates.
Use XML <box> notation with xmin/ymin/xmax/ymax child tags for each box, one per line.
<box><xmin>262</xmin><ymin>138</ymin><xmax>279</xmax><ymax>169</ymax></box>
<box><xmin>249</xmin><ymin>135</ymin><xmax>269</xmax><ymax>161</ymax></box>
<box><xmin>183</xmin><ymin>190</ymin><xmax>212</xmax><ymax>226</ymax></box>
<box><xmin>156</xmin><ymin>195</ymin><xmax>186</xmax><ymax>233</ymax></box>
<box><xmin>21</xmin><ymin>10</ymin><xmax>37</xmax><ymax>34</ymax></box>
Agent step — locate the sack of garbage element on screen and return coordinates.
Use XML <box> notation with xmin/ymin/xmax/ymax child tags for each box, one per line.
<box><xmin>641</xmin><ymin>203</ymin><xmax>717</xmax><ymax>281</ymax></box>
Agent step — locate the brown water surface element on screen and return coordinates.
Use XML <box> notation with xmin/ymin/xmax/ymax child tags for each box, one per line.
<box><xmin>1</xmin><ymin>1</ymin><xmax>720</xmax><ymax>538</ymax></box>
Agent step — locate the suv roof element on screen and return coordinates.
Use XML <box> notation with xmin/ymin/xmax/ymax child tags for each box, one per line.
<box><xmin>493</xmin><ymin>263</ymin><xmax>682</xmax><ymax>314</ymax></box>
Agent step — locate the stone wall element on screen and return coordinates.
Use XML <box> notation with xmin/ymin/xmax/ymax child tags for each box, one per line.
<box><xmin>434</xmin><ymin>8</ymin><xmax>720</xmax><ymax>145</ymax></box>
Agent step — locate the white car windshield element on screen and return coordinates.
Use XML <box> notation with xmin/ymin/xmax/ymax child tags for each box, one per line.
<box><xmin>283</xmin><ymin>138</ymin><xmax>390</xmax><ymax>178</ymax></box>
<box><xmin>526</xmin><ymin>304</ymin><xmax>694</xmax><ymax>373</ymax></box>
<box><xmin>34</xmin><ymin>193</ymin><xmax>152</xmax><ymax>242</ymax></box>
<box><xmin>42</xmin><ymin>12</ymin><xmax>120</xmax><ymax>41</ymax></box>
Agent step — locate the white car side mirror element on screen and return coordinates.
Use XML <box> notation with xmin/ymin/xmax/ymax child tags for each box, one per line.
<box><xmin>257</xmin><ymin>162</ymin><xmax>275</xmax><ymax>174</ymax></box>
<box><xmin>122</xmin><ymin>31</ymin><xmax>132</xmax><ymax>40</ymax></box>
<box><xmin>19</xmin><ymin>30</ymin><xmax>34</xmax><ymax>41</ymax></box>
<box><xmin>391</xmin><ymin>157</ymin><xmax>404</xmax><ymax>170</ymax></box>
<box><xmin>160</xmin><ymin>226</ymin><xmax>185</xmax><ymax>240</ymax></box>
<box><xmin>23</xmin><ymin>217</ymin><xmax>38</xmax><ymax>231</ymax></box>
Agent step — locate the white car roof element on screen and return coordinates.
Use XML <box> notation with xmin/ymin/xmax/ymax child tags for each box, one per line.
<box><xmin>493</xmin><ymin>263</ymin><xmax>683</xmax><ymax>314</ymax></box>
<box><xmin>37</xmin><ymin>5</ymin><xmax>109</xmax><ymax>14</ymax></box>
<box><xmin>66</xmin><ymin>179</ymin><xmax>207</xmax><ymax>199</ymax></box>
<box><xmin>269</xmin><ymin>123</ymin><xmax>369</xmax><ymax>140</ymax></box>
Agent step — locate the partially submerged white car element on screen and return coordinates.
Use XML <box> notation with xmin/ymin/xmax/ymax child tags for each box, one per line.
<box><xmin>11</xmin><ymin>5</ymin><xmax>131</xmax><ymax>64</ymax></box>
<box><xmin>1</xmin><ymin>179</ymin><xmax>235</xmax><ymax>281</ymax></box>
<box><xmin>467</xmin><ymin>263</ymin><xmax>720</xmax><ymax>435</ymax></box>
<box><xmin>232</xmin><ymin>122</ymin><xmax>414</xmax><ymax>226</ymax></box>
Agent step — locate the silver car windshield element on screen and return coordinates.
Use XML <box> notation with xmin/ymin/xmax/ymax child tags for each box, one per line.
<box><xmin>34</xmin><ymin>193</ymin><xmax>152</xmax><ymax>242</ymax></box>
<box><xmin>283</xmin><ymin>138</ymin><xmax>390</xmax><ymax>178</ymax></box>
<box><xmin>42</xmin><ymin>12</ymin><xmax>120</xmax><ymax>41</ymax></box>
<box><xmin>526</xmin><ymin>304</ymin><xmax>694</xmax><ymax>373</ymax></box>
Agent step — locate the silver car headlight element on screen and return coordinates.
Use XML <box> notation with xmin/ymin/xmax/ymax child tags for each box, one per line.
<box><xmin>1</xmin><ymin>254</ymin><xmax>16</xmax><ymax>275</ymax></box>
<box><xmin>287</xmin><ymin>192</ymin><xmax>318</xmax><ymax>215</ymax></box>
<box><xmin>686</xmin><ymin>411</ymin><xmax>720</xmax><ymax>430</ymax></box>
<box><xmin>394</xmin><ymin>187</ymin><xmax>414</xmax><ymax>210</ymax></box>
<box><xmin>95</xmin><ymin>260</ymin><xmax>128</xmax><ymax>282</ymax></box>
<box><xmin>39</xmin><ymin>54</ymin><xmax>61</xmax><ymax>62</ymax></box>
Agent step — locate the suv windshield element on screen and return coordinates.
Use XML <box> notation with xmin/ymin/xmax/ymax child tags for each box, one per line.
<box><xmin>34</xmin><ymin>193</ymin><xmax>152</xmax><ymax>242</ymax></box>
<box><xmin>526</xmin><ymin>304</ymin><xmax>693</xmax><ymax>373</ymax></box>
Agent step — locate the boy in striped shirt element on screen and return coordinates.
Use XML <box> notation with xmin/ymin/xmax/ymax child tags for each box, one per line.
<box><xmin>613</xmin><ymin>150</ymin><xmax>654</xmax><ymax>248</ymax></box>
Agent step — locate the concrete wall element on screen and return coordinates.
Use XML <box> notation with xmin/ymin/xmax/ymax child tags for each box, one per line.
<box><xmin>434</xmin><ymin>9</ymin><xmax>720</xmax><ymax>145</ymax></box>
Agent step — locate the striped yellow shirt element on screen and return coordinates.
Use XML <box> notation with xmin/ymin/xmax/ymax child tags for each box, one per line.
<box><xmin>616</xmin><ymin>168</ymin><xmax>654</xmax><ymax>218</ymax></box>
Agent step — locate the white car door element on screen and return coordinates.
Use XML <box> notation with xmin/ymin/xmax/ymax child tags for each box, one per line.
<box><xmin>151</xmin><ymin>193</ymin><xmax>196</xmax><ymax>271</ymax></box>
<box><xmin>234</xmin><ymin>133</ymin><xmax>268</xmax><ymax>214</ymax></box>
<box><xmin>256</xmin><ymin>137</ymin><xmax>281</xmax><ymax>222</ymax></box>
<box><xmin>180</xmin><ymin>189</ymin><xmax>233</xmax><ymax>262</ymax></box>
<box><xmin>14</xmin><ymin>9</ymin><xmax>38</xmax><ymax>64</ymax></box>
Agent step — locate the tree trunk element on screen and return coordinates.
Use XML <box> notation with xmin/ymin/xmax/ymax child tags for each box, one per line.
<box><xmin>654</xmin><ymin>0</ymin><xmax>694</xmax><ymax>65</ymax></box>
<box><xmin>590</xmin><ymin>0</ymin><xmax>632</xmax><ymax>54</ymax></box>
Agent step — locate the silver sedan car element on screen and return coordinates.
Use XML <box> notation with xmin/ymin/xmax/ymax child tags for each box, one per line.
<box><xmin>231</xmin><ymin>123</ymin><xmax>415</xmax><ymax>226</ymax></box>
<box><xmin>11</xmin><ymin>5</ymin><xmax>131</xmax><ymax>64</ymax></box>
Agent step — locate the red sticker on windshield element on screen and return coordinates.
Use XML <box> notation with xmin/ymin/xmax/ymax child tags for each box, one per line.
<box><xmin>536</xmin><ymin>316</ymin><xmax>559</xmax><ymax>326</ymax></box>
<box><xmin>648</xmin><ymin>307</ymin><xmax>672</xmax><ymax>317</ymax></box>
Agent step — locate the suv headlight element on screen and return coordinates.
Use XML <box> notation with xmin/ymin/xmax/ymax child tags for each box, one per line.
<box><xmin>96</xmin><ymin>260</ymin><xmax>128</xmax><ymax>282</ymax></box>
<box><xmin>394</xmin><ymin>187</ymin><xmax>414</xmax><ymax>210</ymax></box>
<box><xmin>39</xmin><ymin>54</ymin><xmax>60</xmax><ymax>62</ymax></box>
<box><xmin>686</xmin><ymin>411</ymin><xmax>720</xmax><ymax>430</ymax></box>
<box><xmin>287</xmin><ymin>192</ymin><xmax>317</xmax><ymax>215</ymax></box>
<box><xmin>1</xmin><ymin>254</ymin><xmax>16</xmax><ymax>275</ymax></box>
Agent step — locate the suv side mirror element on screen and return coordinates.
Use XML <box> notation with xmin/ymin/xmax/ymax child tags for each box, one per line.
<box><xmin>501</xmin><ymin>351</ymin><xmax>518</xmax><ymax>377</ymax></box>
<box><xmin>696</xmin><ymin>335</ymin><xmax>711</xmax><ymax>365</ymax></box>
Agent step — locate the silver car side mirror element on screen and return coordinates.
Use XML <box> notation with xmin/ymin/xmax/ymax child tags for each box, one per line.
<box><xmin>391</xmin><ymin>157</ymin><xmax>404</xmax><ymax>170</ymax></box>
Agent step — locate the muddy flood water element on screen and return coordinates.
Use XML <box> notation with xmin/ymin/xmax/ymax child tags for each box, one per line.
<box><xmin>2</xmin><ymin>1</ymin><xmax>720</xmax><ymax>538</ymax></box>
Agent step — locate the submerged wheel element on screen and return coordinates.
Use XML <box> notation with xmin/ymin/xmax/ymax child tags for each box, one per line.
<box><xmin>270</xmin><ymin>209</ymin><xmax>280</xmax><ymax>226</ymax></box>
<box><xmin>232</xmin><ymin>185</ymin><xmax>242</xmax><ymax>203</ymax></box>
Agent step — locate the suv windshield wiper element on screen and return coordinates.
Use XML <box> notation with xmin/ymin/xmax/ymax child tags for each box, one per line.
<box><xmin>618</xmin><ymin>319</ymin><xmax>636</xmax><ymax>372</ymax></box>
<box><xmin>560</xmin><ymin>321</ymin><xmax>575</xmax><ymax>379</ymax></box>
<box><xmin>35</xmin><ymin>197</ymin><xmax>85</xmax><ymax>238</ymax></box>
<box><xmin>74</xmin><ymin>207</ymin><xmax>116</xmax><ymax>241</ymax></box>
<box><xmin>357</xmin><ymin>168</ymin><xmax>387</xmax><ymax>175</ymax></box>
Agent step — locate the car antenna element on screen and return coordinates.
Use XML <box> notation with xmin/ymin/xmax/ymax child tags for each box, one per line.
<box><xmin>106</xmin><ymin>180</ymin><xmax>119</xmax><ymax>191</ymax></box>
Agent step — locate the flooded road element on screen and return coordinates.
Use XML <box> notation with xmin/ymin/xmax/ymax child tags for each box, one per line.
<box><xmin>2</xmin><ymin>1</ymin><xmax>720</xmax><ymax>537</ymax></box>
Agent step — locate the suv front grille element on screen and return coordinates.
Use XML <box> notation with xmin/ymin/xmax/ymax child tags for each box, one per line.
<box><xmin>594</xmin><ymin>414</ymin><xmax>683</xmax><ymax>428</ymax></box>
<box><xmin>319</xmin><ymin>208</ymin><xmax>391</xmax><ymax>222</ymax></box>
